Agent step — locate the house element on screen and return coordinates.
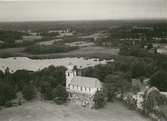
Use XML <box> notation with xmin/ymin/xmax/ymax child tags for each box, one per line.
<box><xmin>124</xmin><ymin>79</ymin><xmax>150</xmax><ymax>110</ymax></box>
<box><xmin>65</xmin><ymin>64</ymin><xmax>102</xmax><ymax>108</ymax></box>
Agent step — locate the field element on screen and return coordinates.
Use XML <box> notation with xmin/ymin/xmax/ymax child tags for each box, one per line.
<box><xmin>0</xmin><ymin>46</ymin><xmax>119</xmax><ymax>59</ymax></box>
<box><xmin>0</xmin><ymin>101</ymin><xmax>150</xmax><ymax>121</ymax></box>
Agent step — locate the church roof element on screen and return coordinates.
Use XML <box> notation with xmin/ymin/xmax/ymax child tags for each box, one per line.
<box><xmin>70</xmin><ymin>76</ymin><xmax>102</xmax><ymax>88</ymax></box>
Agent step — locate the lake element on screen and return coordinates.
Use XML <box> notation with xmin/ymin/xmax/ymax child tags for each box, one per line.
<box><xmin>0</xmin><ymin>57</ymin><xmax>113</xmax><ymax>72</ymax></box>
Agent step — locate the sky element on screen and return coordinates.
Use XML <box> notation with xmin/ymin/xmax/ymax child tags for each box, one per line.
<box><xmin>0</xmin><ymin>0</ymin><xmax>166</xmax><ymax>21</ymax></box>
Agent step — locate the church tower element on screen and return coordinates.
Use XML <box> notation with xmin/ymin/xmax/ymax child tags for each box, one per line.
<box><xmin>65</xmin><ymin>63</ymin><xmax>77</xmax><ymax>88</ymax></box>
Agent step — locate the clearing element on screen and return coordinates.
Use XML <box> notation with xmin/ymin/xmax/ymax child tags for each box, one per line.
<box><xmin>0</xmin><ymin>101</ymin><xmax>150</xmax><ymax>121</ymax></box>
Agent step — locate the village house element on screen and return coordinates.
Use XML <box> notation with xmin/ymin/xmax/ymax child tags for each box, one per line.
<box><xmin>65</xmin><ymin>64</ymin><xmax>102</xmax><ymax>108</ymax></box>
<box><xmin>123</xmin><ymin>78</ymin><xmax>150</xmax><ymax>110</ymax></box>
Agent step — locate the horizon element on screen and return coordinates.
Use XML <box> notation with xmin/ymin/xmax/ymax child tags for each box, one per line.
<box><xmin>0</xmin><ymin>18</ymin><xmax>167</xmax><ymax>23</ymax></box>
<box><xmin>0</xmin><ymin>0</ymin><xmax>166</xmax><ymax>22</ymax></box>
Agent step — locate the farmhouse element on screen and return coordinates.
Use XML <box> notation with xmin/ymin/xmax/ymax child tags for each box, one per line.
<box><xmin>66</xmin><ymin>64</ymin><xmax>102</xmax><ymax>108</ymax></box>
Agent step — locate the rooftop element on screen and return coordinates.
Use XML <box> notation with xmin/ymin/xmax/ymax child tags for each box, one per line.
<box><xmin>70</xmin><ymin>76</ymin><xmax>102</xmax><ymax>88</ymax></box>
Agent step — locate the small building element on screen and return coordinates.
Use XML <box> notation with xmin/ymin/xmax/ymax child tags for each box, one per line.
<box><xmin>66</xmin><ymin>64</ymin><xmax>102</xmax><ymax>108</ymax></box>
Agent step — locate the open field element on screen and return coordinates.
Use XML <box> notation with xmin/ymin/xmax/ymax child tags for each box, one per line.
<box><xmin>0</xmin><ymin>46</ymin><xmax>119</xmax><ymax>59</ymax></box>
<box><xmin>38</xmin><ymin>39</ymin><xmax>63</xmax><ymax>45</ymax></box>
<box><xmin>65</xmin><ymin>41</ymin><xmax>95</xmax><ymax>47</ymax></box>
<box><xmin>0</xmin><ymin>101</ymin><xmax>150</xmax><ymax>121</ymax></box>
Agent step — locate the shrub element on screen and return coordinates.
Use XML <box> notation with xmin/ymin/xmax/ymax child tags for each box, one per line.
<box><xmin>40</xmin><ymin>81</ymin><xmax>53</xmax><ymax>100</ymax></box>
<box><xmin>150</xmin><ymin>71</ymin><xmax>167</xmax><ymax>92</ymax></box>
<box><xmin>93</xmin><ymin>90</ymin><xmax>106</xmax><ymax>109</ymax></box>
<box><xmin>52</xmin><ymin>85</ymin><xmax>68</xmax><ymax>104</ymax></box>
<box><xmin>0</xmin><ymin>81</ymin><xmax>16</xmax><ymax>106</ymax></box>
<box><xmin>22</xmin><ymin>84</ymin><xmax>36</xmax><ymax>100</ymax></box>
<box><xmin>4</xmin><ymin>101</ymin><xmax>13</xmax><ymax>107</ymax></box>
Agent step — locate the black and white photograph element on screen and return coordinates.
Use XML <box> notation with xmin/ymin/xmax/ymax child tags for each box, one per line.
<box><xmin>0</xmin><ymin>0</ymin><xmax>166</xmax><ymax>121</ymax></box>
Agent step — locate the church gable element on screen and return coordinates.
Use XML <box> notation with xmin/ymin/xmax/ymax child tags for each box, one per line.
<box><xmin>65</xmin><ymin>64</ymin><xmax>102</xmax><ymax>108</ymax></box>
<box><xmin>65</xmin><ymin>64</ymin><xmax>102</xmax><ymax>95</ymax></box>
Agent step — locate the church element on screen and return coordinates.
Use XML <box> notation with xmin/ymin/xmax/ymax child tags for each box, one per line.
<box><xmin>65</xmin><ymin>64</ymin><xmax>102</xmax><ymax>108</ymax></box>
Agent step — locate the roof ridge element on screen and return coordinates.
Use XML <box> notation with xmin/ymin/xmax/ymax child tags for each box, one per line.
<box><xmin>75</xmin><ymin>76</ymin><xmax>98</xmax><ymax>80</ymax></box>
<box><xmin>70</xmin><ymin>76</ymin><xmax>101</xmax><ymax>88</ymax></box>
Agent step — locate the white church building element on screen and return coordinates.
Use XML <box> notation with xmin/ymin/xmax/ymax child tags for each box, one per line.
<box><xmin>65</xmin><ymin>64</ymin><xmax>102</xmax><ymax>108</ymax></box>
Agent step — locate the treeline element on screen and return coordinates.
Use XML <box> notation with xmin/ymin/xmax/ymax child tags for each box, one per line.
<box><xmin>0</xmin><ymin>30</ymin><xmax>29</xmax><ymax>48</ymax></box>
<box><xmin>40</xmin><ymin>31</ymin><xmax>59</xmax><ymax>37</ymax></box>
<box><xmin>0</xmin><ymin>30</ymin><xmax>27</xmax><ymax>42</ymax></box>
<box><xmin>24</xmin><ymin>44</ymin><xmax>78</xmax><ymax>54</ymax></box>
<box><xmin>82</xmin><ymin>54</ymin><xmax>167</xmax><ymax>106</ymax></box>
<box><xmin>0</xmin><ymin>30</ymin><xmax>61</xmax><ymax>49</ymax></box>
<box><xmin>0</xmin><ymin>41</ymin><xmax>35</xmax><ymax>49</ymax></box>
<box><xmin>96</xmin><ymin>23</ymin><xmax>167</xmax><ymax>49</ymax></box>
<box><xmin>0</xmin><ymin>66</ymin><xmax>68</xmax><ymax>107</ymax></box>
<box><xmin>0</xmin><ymin>55</ymin><xmax>166</xmax><ymax>109</ymax></box>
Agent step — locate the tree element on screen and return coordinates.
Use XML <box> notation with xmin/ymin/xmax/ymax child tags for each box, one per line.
<box><xmin>52</xmin><ymin>85</ymin><xmax>68</xmax><ymax>104</ymax></box>
<box><xmin>150</xmin><ymin>71</ymin><xmax>167</xmax><ymax>91</ymax></box>
<box><xmin>0</xmin><ymin>81</ymin><xmax>16</xmax><ymax>106</ymax></box>
<box><xmin>40</xmin><ymin>80</ymin><xmax>53</xmax><ymax>100</ymax></box>
<box><xmin>34</xmin><ymin>66</ymin><xmax>67</xmax><ymax>100</ymax></box>
<box><xmin>155</xmin><ymin>54</ymin><xmax>167</xmax><ymax>71</ymax></box>
<box><xmin>82</xmin><ymin>67</ymin><xmax>95</xmax><ymax>77</ymax></box>
<box><xmin>13</xmin><ymin>70</ymin><xmax>33</xmax><ymax>91</ymax></box>
<box><xmin>22</xmin><ymin>84</ymin><xmax>36</xmax><ymax>100</ymax></box>
<box><xmin>104</xmin><ymin>72</ymin><xmax>130</xmax><ymax>101</ymax></box>
<box><xmin>94</xmin><ymin>64</ymin><xmax>114</xmax><ymax>82</ymax></box>
<box><xmin>131</xmin><ymin>60</ymin><xmax>146</xmax><ymax>78</ymax></box>
<box><xmin>93</xmin><ymin>90</ymin><xmax>106</xmax><ymax>109</ymax></box>
<box><xmin>0</xmin><ymin>70</ymin><xmax>4</xmax><ymax>79</ymax></box>
<box><xmin>39</xmin><ymin>66</ymin><xmax>66</xmax><ymax>87</ymax></box>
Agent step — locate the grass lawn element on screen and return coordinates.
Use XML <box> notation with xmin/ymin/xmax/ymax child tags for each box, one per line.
<box><xmin>0</xmin><ymin>101</ymin><xmax>150</xmax><ymax>121</ymax></box>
